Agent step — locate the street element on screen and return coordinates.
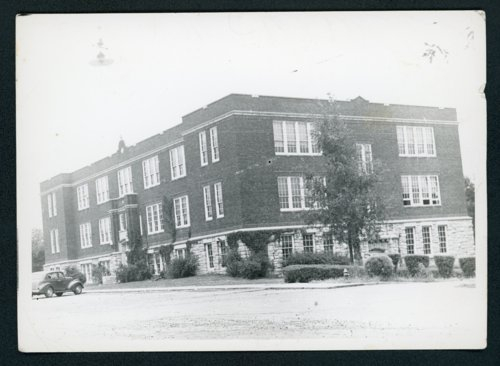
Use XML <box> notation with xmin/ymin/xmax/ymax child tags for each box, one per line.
<box><xmin>21</xmin><ymin>281</ymin><xmax>483</xmax><ymax>351</ymax></box>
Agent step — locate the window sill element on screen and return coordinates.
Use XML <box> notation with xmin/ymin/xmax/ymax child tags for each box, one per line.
<box><xmin>175</xmin><ymin>224</ymin><xmax>190</xmax><ymax>229</ymax></box>
<box><xmin>275</xmin><ymin>152</ymin><xmax>322</xmax><ymax>157</ymax></box>
<box><xmin>144</xmin><ymin>183</ymin><xmax>161</xmax><ymax>190</ymax></box>
<box><xmin>100</xmin><ymin>242</ymin><xmax>112</xmax><ymax>245</ymax></box>
<box><xmin>403</xmin><ymin>204</ymin><xmax>442</xmax><ymax>208</ymax></box>
<box><xmin>171</xmin><ymin>175</ymin><xmax>187</xmax><ymax>182</ymax></box>
<box><xmin>398</xmin><ymin>154</ymin><xmax>437</xmax><ymax>158</ymax></box>
<box><xmin>97</xmin><ymin>199</ymin><xmax>111</xmax><ymax>205</ymax></box>
<box><xmin>147</xmin><ymin>230</ymin><xmax>164</xmax><ymax>236</ymax></box>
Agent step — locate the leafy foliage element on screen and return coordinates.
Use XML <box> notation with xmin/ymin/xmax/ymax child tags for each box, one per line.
<box><xmin>282</xmin><ymin>252</ymin><xmax>350</xmax><ymax>267</ymax></box>
<box><xmin>31</xmin><ymin>228</ymin><xmax>45</xmax><ymax>272</ymax></box>
<box><xmin>304</xmin><ymin>100</ymin><xmax>387</xmax><ymax>263</ymax></box>
<box><xmin>115</xmin><ymin>260</ymin><xmax>152</xmax><ymax>283</ymax></box>
<box><xmin>365</xmin><ymin>255</ymin><xmax>394</xmax><ymax>279</ymax></box>
<box><xmin>465</xmin><ymin>177</ymin><xmax>475</xmax><ymax>235</ymax></box>
<box><xmin>434</xmin><ymin>255</ymin><xmax>455</xmax><ymax>278</ymax></box>
<box><xmin>158</xmin><ymin>245</ymin><xmax>173</xmax><ymax>266</ymax></box>
<box><xmin>225</xmin><ymin>250</ymin><xmax>271</xmax><ymax>279</ymax></box>
<box><xmin>283</xmin><ymin>264</ymin><xmax>348</xmax><ymax>283</ymax></box>
<box><xmin>91</xmin><ymin>263</ymin><xmax>111</xmax><ymax>284</ymax></box>
<box><xmin>226</xmin><ymin>230</ymin><xmax>286</xmax><ymax>254</ymax></box>
<box><xmin>404</xmin><ymin>255</ymin><xmax>430</xmax><ymax>276</ymax></box>
<box><xmin>162</xmin><ymin>195</ymin><xmax>176</xmax><ymax>243</ymax></box>
<box><xmin>459</xmin><ymin>257</ymin><xmax>476</xmax><ymax>277</ymax></box>
<box><xmin>167</xmin><ymin>255</ymin><xmax>199</xmax><ymax>278</ymax></box>
<box><xmin>64</xmin><ymin>264</ymin><xmax>87</xmax><ymax>284</ymax></box>
<box><xmin>388</xmin><ymin>254</ymin><xmax>401</xmax><ymax>271</ymax></box>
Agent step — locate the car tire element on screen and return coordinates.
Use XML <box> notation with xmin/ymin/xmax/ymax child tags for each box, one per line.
<box><xmin>56</xmin><ymin>292</ymin><xmax>63</xmax><ymax>297</ymax></box>
<box><xmin>44</xmin><ymin>287</ymin><xmax>54</xmax><ymax>298</ymax></box>
<box><xmin>73</xmin><ymin>284</ymin><xmax>83</xmax><ymax>295</ymax></box>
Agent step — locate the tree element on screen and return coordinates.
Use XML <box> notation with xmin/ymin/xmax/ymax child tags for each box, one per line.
<box><xmin>304</xmin><ymin>101</ymin><xmax>387</xmax><ymax>264</ymax></box>
<box><xmin>31</xmin><ymin>228</ymin><xmax>45</xmax><ymax>272</ymax></box>
<box><xmin>464</xmin><ymin>177</ymin><xmax>475</xmax><ymax>234</ymax></box>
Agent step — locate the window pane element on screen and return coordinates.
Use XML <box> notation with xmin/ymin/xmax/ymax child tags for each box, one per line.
<box><xmin>406</xmin><ymin>127</ymin><xmax>415</xmax><ymax>155</ymax></box>
<box><xmin>405</xmin><ymin>227</ymin><xmax>415</xmax><ymax>254</ymax></box>
<box><xmin>297</xmin><ymin>122</ymin><xmax>308</xmax><ymax>153</ymax></box>
<box><xmin>273</xmin><ymin>121</ymin><xmax>284</xmax><ymax>153</ymax></box>
<box><xmin>285</xmin><ymin>122</ymin><xmax>297</xmax><ymax>153</ymax></box>
<box><xmin>290</xmin><ymin>177</ymin><xmax>302</xmax><ymax>208</ymax></box>
<box><xmin>397</xmin><ymin>126</ymin><xmax>406</xmax><ymax>155</ymax></box>
<box><xmin>422</xmin><ymin>226</ymin><xmax>431</xmax><ymax>254</ymax></box>
<box><xmin>277</xmin><ymin>177</ymin><xmax>289</xmax><ymax>209</ymax></box>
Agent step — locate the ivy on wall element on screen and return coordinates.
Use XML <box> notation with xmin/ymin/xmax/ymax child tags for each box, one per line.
<box><xmin>162</xmin><ymin>195</ymin><xmax>176</xmax><ymax>243</ymax></box>
<box><xmin>226</xmin><ymin>229</ymin><xmax>290</xmax><ymax>254</ymax></box>
<box><xmin>158</xmin><ymin>245</ymin><xmax>173</xmax><ymax>265</ymax></box>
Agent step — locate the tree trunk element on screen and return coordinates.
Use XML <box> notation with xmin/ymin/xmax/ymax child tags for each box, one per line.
<box><xmin>347</xmin><ymin>231</ymin><xmax>355</xmax><ymax>264</ymax></box>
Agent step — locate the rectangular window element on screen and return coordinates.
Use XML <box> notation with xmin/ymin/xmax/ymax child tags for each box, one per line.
<box><xmin>422</xmin><ymin>226</ymin><xmax>431</xmax><ymax>254</ymax></box>
<box><xmin>175</xmin><ymin>248</ymin><xmax>186</xmax><ymax>259</ymax></box>
<box><xmin>278</xmin><ymin>176</ymin><xmax>325</xmax><ymax>211</ymax></box>
<box><xmin>273</xmin><ymin>121</ymin><xmax>321</xmax><ymax>155</ymax></box>
<box><xmin>95</xmin><ymin>176</ymin><xmax>109</xmax><ymax>204</ymax></box>
<box><xmin>396</xmin><ymin>126</ymin><xmax>436</xmax><ymax>157</ymax></box>
<box><xmin>203</xmin><ymin>185</ymin><xmax>213</xmax><ymax>221</ymax></box>
<box><xmin>210</xmin><ymin>126</ymin><xmax>220</xmax><ymax>162</ymax></box>
<box><xmin>142</xmin><ymin>155</ymin><xmax>160</xmax><ymax>189</ymax></box>
<box><xmin>50</xmin><ymin>229</ymin><xmax>59</xmax><ymax>254</ymax></box>
<box><xmin>117</xmin><ymin>166</ymin><xmax>133</xmax><ymax>197</ymax></box>
<box><xmin>323</xmin><ymin>234</ymin><xmax>334</xmax><ymax>254</ymax></box>
<box><xmin>206</xmin><ymin>243</ymin><xmax>214</xmax><ymax>269</ymax></box>
<box><xmin>199</xmin><ymin>131</ymin><xmax>208</xmax><ymax>166</ymax></box>
<box><xmin>438</xmin><ymin>225</ymin><xmax>447</xmax><ymax>253</ymax></box>
<box><xmin>303</xmin><ymin>234</ymin><xmax>314</xmax><ymax>253</ymax></box>
<box><xmin>146</xmin><ymin>203</ymin><xmax>164</xmax><ymax>234</ymax></box>
<box><xmin>99</xmin><ymin>217</ymin><xmax>112</xmax><ymax>245</ymax></box>
<box><xmin>173</xmin><ymin>196</ymin><xmax>190</xmax><ymax>228</ymax></box>
<box><xmin>47</xmin><ymin>193</ymin><xmax>57</xmax><ymax>217</ymax></box>
<box><xmin>405</xmin><ymin>227</ymin><xmax>415</xmax><ymax>254</ymax></box>
<box><xmin>119</xmin><ymin>213</ymin><xmax>127</xmax><ymax>232</ymax></box>
<box><xmin>169</xmin><ymin>145</ymin><xmax>186</xmax><ymax>180</ymax></box>
<box><xmin>77</xmin><ymin>184</ymin><xmax>89</xmax><ymax>210</ymax></box>
<box><xmin>401</xmin><ymin>175</ymin><xmax>441</xmax><ymax>207</ymax></box>
<box><xmin>281</xmin><ymin>235</ymin><xmax>293</xmax><ymax>260</ymax></box>
<box><xmin>214</xmin><ymin>182</ymin><xmax>224</xmax><ymax>218</ymax></box>
<box><xmin>356</xmin><ymin>143</ymin><xmax>373</xmax><ymax>174</ymax></box>
<box><xmin>80</xmin><ymin>222</ymin><xmax>92</xmax><ymax>248</ymax></box>
<box><xmin>219</xmin><ymin>240</ymin><xmax>228</xmax><ymax>267</ymax></box>
<box><xmin>80</xmin><ymin>263</ymin><xmax>92</xmax><ymax>283</ymax></box>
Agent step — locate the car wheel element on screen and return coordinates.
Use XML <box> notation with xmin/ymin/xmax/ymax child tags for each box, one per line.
<box><xmin>44</xmin><ymin>287</ymin><xmax>54</xmax><ymax>298</ymax></box>
<box><xmin>56</xmin><ymin>292</ymin><xmax>63</xmax><ymax>297</ymax></box>
<box><xmin>73</xmin><ymin>284</ymin><xmax>83</xmax><ymax>295</ymax></box>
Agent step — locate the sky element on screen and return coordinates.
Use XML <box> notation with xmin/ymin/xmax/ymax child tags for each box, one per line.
<box><xmin>16</xmin><ymin>11</ymin><xmax>486</xmax><ymax>237</ymax></box>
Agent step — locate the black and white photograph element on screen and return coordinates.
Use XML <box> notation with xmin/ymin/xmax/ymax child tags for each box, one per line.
<box><xmin>16</xmin><ymin>11</ymin><xmax>486</xmax><ymax>351</ymax></box>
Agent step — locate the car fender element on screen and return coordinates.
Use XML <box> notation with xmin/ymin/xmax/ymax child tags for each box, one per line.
<box><xmin>37</xmin><ymin>282</ymin><xmax>53</xmax><ymax>292</ymax></box>
<box><xmin>68</xmin><ymin>279</ymin><xmax>83</xmax><ymax>290</ymax></box>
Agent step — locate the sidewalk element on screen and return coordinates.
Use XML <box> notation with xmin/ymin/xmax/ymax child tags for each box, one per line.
<box><xmin>84</xmin><ymin>281</ymin><xmax>370</xmax><ymax>293</ymax></box>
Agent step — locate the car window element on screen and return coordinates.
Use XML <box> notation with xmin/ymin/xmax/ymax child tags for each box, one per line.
<box><xmin>56</xmin><ymin>272</ymin><xmax>64</xmax><ymax>279</ymax></box>
<box><xmin>46</xmin><ymin>273</ymin><xmax>55</xmax><ymax>280</ymax></box>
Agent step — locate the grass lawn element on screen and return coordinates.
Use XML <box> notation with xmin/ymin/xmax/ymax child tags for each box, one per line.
<box><xmin>86</xmin><ymin>274</ymin><xmax>284</xmax><ymax>290</ymax></box>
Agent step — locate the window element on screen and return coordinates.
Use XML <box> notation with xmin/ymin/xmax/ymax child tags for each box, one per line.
<box><xmin>277</xmin><ymin>176</ymin><xmax>325</xmax><ymax>211</ymax></box>
<box><xmin>47</xmin><ymin>193</ymin><xmax>57</xmax><ymax>217</ymax></box>
<box><xmin>169</xmin><ymin>145</ymin><xmax>186</xmax><ymax>180</ymax></box>
<box><xmin>303</xmin><ymin>234</ymin><xmax>314</xmax><ymax>253</ymax></box>
<box><xmin>438</xmin><ymin>225</ymin><xmax>447</xmax><ymax>253</ymax></box>
<box><xmin>117</xmin><ymin>166</ymin><xmax>133</xmax><ymax>196</ymax></box>
<box><xmin>281</xmin><ymin>235</ymin><xmax>293</xmax><ymax>260</ymax></box>
<box><xmin>323</xmin><ymin>234</ymin><xmax>334</xmax><ymax>254</ymax></box>
<box><xmin>80</xmin><ymin>263</ymin><xmax>92</xmax><ymax>283</ymax></box>
<box><xmin>199</xmin><ymin>131</ymin><xmax>208</xmax><ymax>166</ymax></box>
<box><xmin>401</xmin><ymin>175</ymin><xmax>441</xmax><ymax>206</ymax></box>
<box><xmin>119</xmin><ymin>213</ymin><xmax>127</xmax><ymax>232</ymax></box>
<box><xmin>50</xmin><ymin>229</ymin><xmax>59</xmax><ymax>254</ymax></box>
<box><xmin>219</xmin><ymin>240</ymin><xmax>228</xmax><ymax>267</ymax></box>
<box><xmin>142</xmin><ymin>155</ymin><xmax>160</xmax><ymax>189</ymax></box>
<box><xmin>214</xmin><ymin>182</ymin><xmax>224</xmax><ymax>218</ymax></box>
<box><xmin>272</xmin><ymin>121</ymin><xmax>321</xmax><ymax>155</ymax></box>
<box><xmin>173</xmin><ymin>195</ymin><xmax>190</xmax><ymax>228</ymax></box>
<box><xmin>80</xmin><ymin>222</ymin><xmax>92</xmax><ymax>248</ymax></box>
<box><xmin>356</xmin><ymin>143</ymin><xmax>373</xmax><ymax>174</ymax></box>
<box><xmin>95</xmin><ymin>176</ymin><xmax>109</xmax><ymax>204</ymax></box>
<box><xmin>146</xmin><ymin>203</ymin><xmax>164</xmax><ymax>234</ymax></box>
<box><xmin>210</xmin><ymin>127</ymin><xmax>219</xmax><ymax>162</ymax></box>
<box><xmin>396</xmin><ymin>126</ymin><xmax>436</xmax><ymax>157</ymax></box>
<box><xmin>175</xmin><ymin>248</ymin><xmax>186</xmax><ymax>259</ymax></box>
<box><xmin>99</xmin><ymin>217</ymin><xmax>112</xmax><ymax>244</ymax></box>
<box><xmin>206</xmin><ymin>243</ymin><xmax>214</xmax><ymax>269</ymax></box>
<box><xmin>422</xmin><ymin>226</ymin><xmax>431</xmax><ymax>254</ymax></box>
<box><xmin>77</xmin><ymin>184</ymin><xmax>89</xmax><ymax>210</ymax></box>
<box><xmin>203</xmin><ymin>185</ymin><xmax>213</xmax><ymax>221</ymax></box>
<box><xmin>405</xmin><ymin>227</ymin><xmax>415</xmax><ymax>254</ymax></box>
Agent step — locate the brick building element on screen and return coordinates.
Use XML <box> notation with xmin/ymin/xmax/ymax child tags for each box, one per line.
<box><xmin>40</xmin><ymin>94</ymin><xmax>475</xmax><ymax>281</ymax></box>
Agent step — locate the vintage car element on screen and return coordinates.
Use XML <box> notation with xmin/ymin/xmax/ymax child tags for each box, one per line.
<box><xmin>32</xmin><ymin>271</ymin><xmax>84</xmax><ymax>297</ymax></box>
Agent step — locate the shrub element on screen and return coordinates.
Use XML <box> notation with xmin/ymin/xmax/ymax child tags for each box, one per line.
<box><xmin>115</xmin><ymin>260</ymin><xmax>152</xmax><ymax>283</ymax></box>
<box><xmin>225</xmin><ymin>250</ymin><xmax>243</xmax><ymax>277</ymax></box>
<box><xmin>168</xmin><ymin>255</ymin><xmax>199</xmax><ymax>279</ymax></box>
<box><xmin>459</xmin><ymin>257</ymin><xmax>476</xmax><ymax>277</ymax></box>
<box><xmin>64</xmin><ymin>264</ymin><xmax>87</xmax><ymax>284</ymax></box>
<box><xmin>414</xmin><ymin>263</ymin><xmax>434</xmax><ymax>280</ymax></box>
<box><xmin>434</xmin><ymin>255</ymin><xmax>455</xmax><ymax>278</ymax></box>
<box><xmin>388</xmin><ymin>254</ymin><xmax>401</xmax><ymax>271</ymax></box>
<box><xmin>283</xmin><ymin>264</ymin><xmax>348</xmax><ymax>283</ymax></box>
<box><xmin>91</xmin><ymin>263</ymin><xmax>111</xmax><ymax>285</ymax></box>
<box><xmin>404</xmin><ymin>255</ymin><xmax>430</xmax><ymax>276</ymax></box>
<box><xmin>283</xmin><ymin>252</ymin><xmax>351</xmax><ymax>267</ymax></box>
<box><xmin>225</xmin><ymin>250</ymin><xmax>271</xmax><ymax>279</ymax></box>
<box><xmin>365</xmin><ymin>255</ymin><xmax>394</xmax><ymax>279</ymax></box>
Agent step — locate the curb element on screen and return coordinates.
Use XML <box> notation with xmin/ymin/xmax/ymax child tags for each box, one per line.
<box><xmin>84</xmin><ymin>282</ymin><xmax>370</xmax><ymax>294</ymax></box>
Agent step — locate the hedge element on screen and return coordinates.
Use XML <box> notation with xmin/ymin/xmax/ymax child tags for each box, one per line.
<box><xmin>433</xmin><ymin>255</ymin><xmax>455</xmax><ymax>278</ymax></box>
<box><xmin>225</xmin><ymin>250</ymin><xmax>271</xmax><ymax>279</ymax></box>
<box><xmin>459</xmin><ymin>257</ymin><xmax>475</xmax><ymax>277</ymax></box>
<box><xmin>283</xmin><ymin>252</ymin><xmax>351</xmax><ymax>267</ymax></box>
<box><xmin>283</xmin><ymin>264</ymin><xmax>349</xmax><ymax>283</ymax></box>
<box><xmin>404</xmin><ymin>255</ymin><xmax>430</xmax><ymax>276</ymax></box>
<box><xmin>168</xmin><ymin>255</ymin><xmax>199</xmax><ymax>279</ymax></box>
<box><xmin>365</xmin><ymin>255</ymin><xmax>394</xmax><ymax>279</ymax></box>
